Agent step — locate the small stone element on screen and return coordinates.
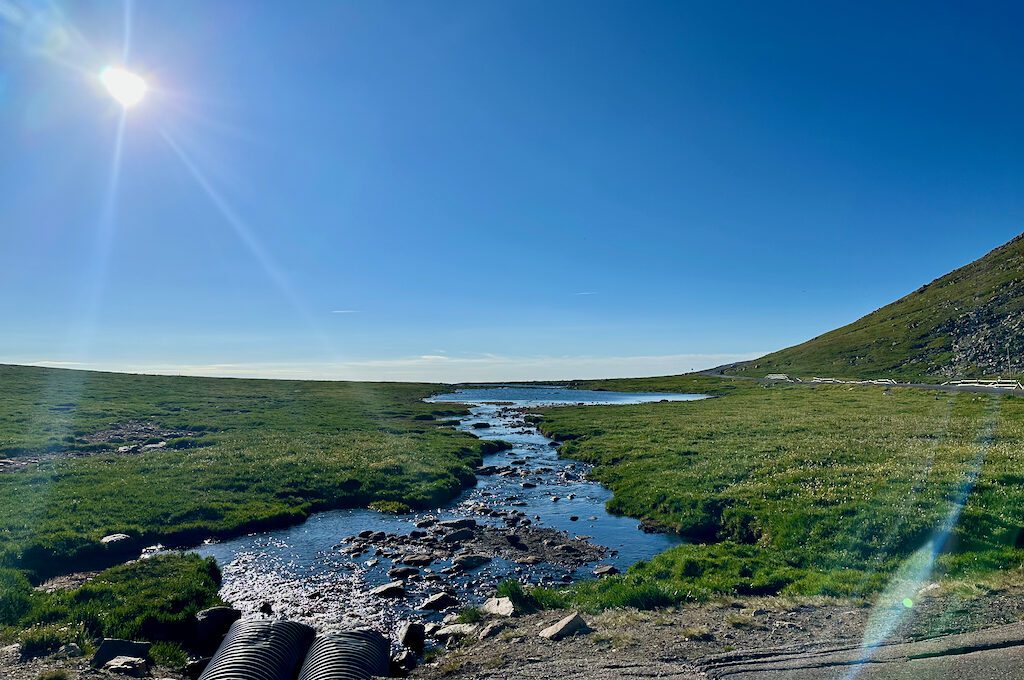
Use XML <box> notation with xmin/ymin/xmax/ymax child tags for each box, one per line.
<box><xmin>104</xmin><ymin>655</ymin><xmax>148</xmax><ymax>677</ymax></box>
<box><xmin>419</xmin><ymin>592</ymin><xmax>459</xmax><ymax>610</ymax></box>
<box><xmin>389</xmin><ymin>566</ymin><xmax>420</xmax><ymax>580</ymax></box>
<box><xmin>435</xmin><ymin>623</ymin><xmax>478</xmax><ymax>640</ymax></box>
<box><xmin>438</xmin><ymin>518</ymin><xmax>477</xmax><ymax>530</ymax></box>
<box><xmin>92</xmin><ymin>639</ymin><xmax>151</xmax><ymax>668</ymax></box>
<box><xmin>442</xmin><ymin>528</ymin><xmax>475</xmax><ymax>543</ymax></box>
<box><xmin>479</xmin><ymin>621</ymin><xmax>506</xmax><ymax>639</ymax></box>
<box><xmin>371</xmin><ymin>581</ymin><xmax>407</xmax><ymax>598</ymax></box>
<box><xmin>57</xmin><ymin>642</ymin><xmax>83</xmax><ymax>658</ymax></box>
<box><xmin>452</xmin><ymin>553</ymin><xmax>491</xmax><ymax>571</ymax></box>
<box><xmin>592</xmin><ymin>565</ymin><xmax>620</xmax><ymax>577</ymax></box>
<box><xmin>481</xmin><ymin>597</ymin><xmax>516</xmax><ymax>617</ymax></box>
<box><xmin>539</xmin><ymin>612</ymin><xmax>591</xmax><ymax>641</ymax></box>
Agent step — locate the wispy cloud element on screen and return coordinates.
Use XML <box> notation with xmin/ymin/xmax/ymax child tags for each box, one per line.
<box><xmin>331</xmin><ymin>310</ymin><xmax>360</xmax><ymax>314</ymax></box>
<box><xmin>574</xmin><ymin>291</ymin><xmax>597</xmax><ymax>296</ymax></box>
<box><xmin>11</xmin><ymin>352</ymin><xmax>765</xmax><ymax>383</ymax></box>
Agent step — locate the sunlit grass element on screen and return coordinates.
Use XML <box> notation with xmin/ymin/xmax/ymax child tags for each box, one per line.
<box><xmin>535</xmin><ymin>375</ymin><xmax>1024</xmax><ymax>608</ymax></box>
<box><xmin>0</xmin><ymin>365</ymin><xmax>482</xmax><ymax>579</ymax></box>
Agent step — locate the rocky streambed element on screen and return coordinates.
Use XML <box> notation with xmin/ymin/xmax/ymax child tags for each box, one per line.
<box><xmin>195</xmin><ymin>386</ymin><xmax>703</xmax><ymax>641</ymax></box>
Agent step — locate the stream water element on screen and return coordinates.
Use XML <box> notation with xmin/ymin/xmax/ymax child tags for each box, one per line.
<box><xmin>195</xmin><ymin>385</ymin><xmax>704</xmax><ymax>636</ymax></box>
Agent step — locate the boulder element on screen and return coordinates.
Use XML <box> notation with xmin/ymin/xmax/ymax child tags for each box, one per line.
<box><xmin>452</xmin><ymin>553</ymin><xmax>491</xmax><ymax>571</ymax></box>
<box><xmin>539</xmin><ymin>612</ymin><xmax>591</xmax><ymax>641</ymax></box>
<box><xmin>397</xmin><ymin>620</ymin><xmax>425</xmax><ymax>655</ymax></box>
<box><xmin>442</xmin><ymin>528</ymin><xmax>474</xmax><ymax>543</ymax></box>
<box><xmin>592</xmin><ymin>565</ymin><xmax>620</xmax><ymax>577</ymax></box>
<box><xmin>435</xmin><ymin>623</ymin><xmax>477</xmax><ymax>640</ymax></box>
<box><xmin>419</xmin><ymin>592</ymin><xmax>459</xmax><ymax>610</ymax></box>
<box><xmin>104</xmin><ymin>655</ymin><xmax>148</xmax><ymax>677</ymax></box>
<box><xmin>371</xmin><ymin>581</ymin><xmax>407</xmax><ymax>598</ymax></box>
<box><xmin>401</xmin><ymin>554</ymin><xmax>434</xmax><ymax>566</ymax></box>
<box><xmin>92</xmin><ymin>639</ymin><xmax>151</xmax><ymax>668</ymax></box>
<box><xmin>481</xmin><ymin>596</ymin><xmax>516</xmax><ymax>617</ymax></box>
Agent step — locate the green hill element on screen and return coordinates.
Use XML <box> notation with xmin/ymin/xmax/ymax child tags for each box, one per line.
<box><xmin>730</xmin><ymin>232</ymin><xmax>1024</xmax><ymax>381</ymax></box>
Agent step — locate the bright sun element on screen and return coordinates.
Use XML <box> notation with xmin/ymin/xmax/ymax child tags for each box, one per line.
<box><xmin>100</xmin><ymin>66</ymin><xmax>148</xmax><ymax>108</ymax></box>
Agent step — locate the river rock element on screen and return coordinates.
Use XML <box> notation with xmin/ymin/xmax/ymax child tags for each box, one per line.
<box><xmin>439</xmin><ymin>518</ymin><xmax>477</xmax><ymax>530</ymax></box>
<box><xmin>419</xmin><ymin>592</ymin><xmax>459</xmax><ymax>610</ymax></box>
<box><xmin>481</xmin><ymin>596</ymin><xmax>516</xmax><ymax>617</ymax></box>
<box><xmin>371</xmin><ymin>581</ymin><xmax>407</xmax><ymax>598</ymax></box>
<box><xmin>397</xmin><ymin>621</ymin><xmax>425</xmax><ymax>654</ymax></box>
<box><xmin>453</xmin><ymin>553</ymin><xmax>491</xmax><ymax>570</ymax></box>
<box><xmin>400</xmin><ymin>554</ymin><xmax>434</xmax><ymax>566</ymax></box>
<box><xmin>92</xmin><ymin>639</ymin><xmax>151</xmax><ymax>668</ymax></box>
<box><xmin>389</xmin><ymin>566</ymin><xmax>420</xmax><ymax>579</ymax></box>
<box><xmin>442</xmin><ymin>528</ymin><xmax>474</xmax><ymax>543</ymax></box>
<box><xmin>540</xmin><ymin>612</ymin><xmax>591</xmax><ymax>641</ymax></box>
<box><xmin>593</xmin><ymin>564</ymin><xmax>620</xmax><ymax>577</ymax></box>
<box><xmin>104</xmin><ymin>656</ymin><xmax>148</xmax><ymax>677</ymax></box>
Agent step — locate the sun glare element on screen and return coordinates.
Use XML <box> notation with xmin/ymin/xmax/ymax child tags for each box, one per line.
<box><xmin>100</xmin><ymin>66</ymin><xmax>147</xmax><ymax>108</ymax></box>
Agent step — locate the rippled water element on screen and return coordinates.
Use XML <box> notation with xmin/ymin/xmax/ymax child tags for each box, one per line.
<box><xmin>195</xmin><ymin>385</ymin><xmax>704</xmax><ymax>635</ymax></box>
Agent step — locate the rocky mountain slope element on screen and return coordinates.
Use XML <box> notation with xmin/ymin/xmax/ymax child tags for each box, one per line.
<box><xmin>731</xmin><ymin>232</ymin><xmax>1024</xmax><ymax>380</ymax></box>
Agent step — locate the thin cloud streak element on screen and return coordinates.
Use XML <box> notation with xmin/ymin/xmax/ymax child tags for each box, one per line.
<box><xmin>13</xmin><ymin>352</ymin><xmax>763</xmax><ymax>383</ymax></box>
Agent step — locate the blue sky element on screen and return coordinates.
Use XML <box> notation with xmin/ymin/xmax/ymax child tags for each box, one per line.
<box><xmin>2</xmin><ymin>1</ymin><xmax>1023</xmax><ymax>381</ymax></box>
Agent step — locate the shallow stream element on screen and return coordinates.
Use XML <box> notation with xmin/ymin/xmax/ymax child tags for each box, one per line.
<box><xmin>195</xmin><ymin>385</ymin><xmax>704</xmax><ymax>635</ymax></box>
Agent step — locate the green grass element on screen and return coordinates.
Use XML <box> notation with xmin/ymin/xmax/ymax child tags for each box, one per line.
<box><xmin>529</xmin><ymin>375</ymin><xmax>1024</xmax><ymax>609</ymax></box>
<box><xmin>725</xmin><ymin>232</ymin><xmax>1024</xmax><ymax>381</ymax></box>
<box><xmin>0</xmin><ymin>364</ymin><xmax>492</xmax><ymax>580</ymax></box>
<box><xmin>1</xmin><ymin>554</ymin><xmax>221</xmax><ymax>658</ymax></box>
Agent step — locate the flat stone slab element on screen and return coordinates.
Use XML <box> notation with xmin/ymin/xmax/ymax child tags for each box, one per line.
<box><xmin>701</xmin><ymin>621</ymin><xmax>1024</xmax><ymax>679</ymax></box>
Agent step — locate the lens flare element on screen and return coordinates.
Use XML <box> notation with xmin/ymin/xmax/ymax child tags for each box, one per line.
<box><xmin>100</xmin><ymin>66</ymin><xmax>146</xmax><ymax>107</ymax></box>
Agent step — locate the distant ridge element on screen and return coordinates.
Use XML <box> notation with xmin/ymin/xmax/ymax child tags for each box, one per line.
<box><xmin>730</xmin><ymin>233</ymin><xmax>1024</xmax><ymax>381</ymax></box>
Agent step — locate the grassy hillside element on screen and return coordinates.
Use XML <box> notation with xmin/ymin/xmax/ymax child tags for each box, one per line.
<box><xmin>0</xmin><ymin>364</ymin><xmax>492</xmax><ymax>580</ymax></box>
<box><xmin>528</xmin><ymin>375</ymin><xmax>1024</xmax><ymax>609</ymax></box>
<box><xmin>728</xmin><ymin>233</ymin><xmax>1024</xmax><ymax>381</ymax></box>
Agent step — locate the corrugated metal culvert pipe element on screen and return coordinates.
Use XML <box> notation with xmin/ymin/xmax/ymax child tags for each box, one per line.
<box><xmin>199</xmin><ymin>619</ymin><xmax>316</xmax><ymax>680</ymax></box>
<box><xmin>297</xmin><ymin>629</ymin><xmax>391</xmax><ymax>680</ymax></box>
